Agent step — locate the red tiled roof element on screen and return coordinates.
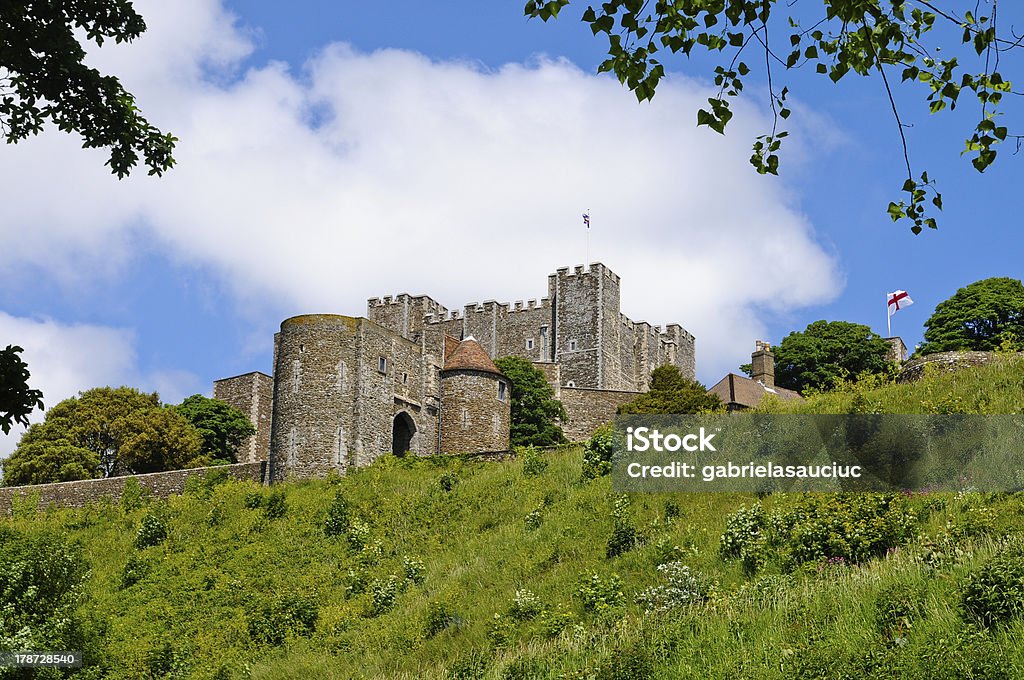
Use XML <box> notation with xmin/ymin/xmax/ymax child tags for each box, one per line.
<box><xmin>708</xmin><ymin>373</ymin><xmax>802</xmax><ymax>409</ymax></box>
<box><xmin>443</xmin><ymin>337</ymin><xmax>502</xmax><ymax>376</ymax></box>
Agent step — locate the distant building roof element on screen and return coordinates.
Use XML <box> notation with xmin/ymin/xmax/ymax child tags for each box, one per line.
<box><xmin>443</xmin><ymin>337</ymin><xmax>503</xmax><ymax>376</ymax></box>
<box><xmin>708</xmin><ymin>373</ymin><xmax>802</xmax><ymax>410</ymax></box>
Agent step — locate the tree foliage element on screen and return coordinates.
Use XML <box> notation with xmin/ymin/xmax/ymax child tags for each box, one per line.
<box><xmin>493</xmin><ymin>356</ymin><xmax>567</xmax><ymax>447</ymax></box>
<box><xmin>918</xmin><ymin>277</ymin><xmax>1024</xmax><ymax>354</ymax></box>
<box><xmin>0</xmin><ymin>344</ymin><xmax>43</xmax><ymax>434</ymax></box>
<box><xmin>2</xmin><ymin>387</ymin><xmax>203</xmax><ymax>486</ymax></box>
<box><xmin>175</xmin><ymin>394</ymin><xmax>256</xmax><ymax>464</ymax></box>
<box><xmin>525</xmin><ymin>1</ymin><xmax>1023</xmax><ymax>233</ymax></box>
<box><xmin>618</xmin><ymin>364</ymin><xmax>723</xmax><ymax>414</ymax></box>
<box><xmin>774</xmin><ymin>320</ymin><xmax>893</xmax><ymax>392</ymax></box>
<box><xmin>0</xmin><ymin>1</ymin><xmax>176</xmax><ymax>177</ymax></box>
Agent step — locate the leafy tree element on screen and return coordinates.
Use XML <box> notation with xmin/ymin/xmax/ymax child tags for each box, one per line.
<box><xmin>525</xmin><ymin>1</ymin><xmax>1023</xmax><ymax>233</ymax></box>
<box><xmin>2</xmin><ymin>386</ymin><xmax>203</xmax><ymax>486</ymax></box>
<box><xmin>493</xmin><ymin>356</ymin><xmax>567</xmax><ymax>447</ymax></box>
<box><xmin>774</xmin><ymin>320</ymin><xmax>892</xmax><ymax>392</ymax></box>
<box><xmin>918</xmin><ymin>277</ymin><xmax>1024</xmax><ymax>354</ymax></box>
<box><xmin>175</xmin><ymin>394</ymin><xmax>256</xmax><ymax>464</ymax></box>
<box><xmin>0</xmin><ymin>344</ymin><xmax>43</xmax><ymax>434</ymax></box>
<box><xmin>617</xmin><ymin>365</ymin><xmax>723</xmax><ymax>414</ymax></box>
<box><xmin>0</xmin><ymin>2</ymin><xmax>176</xmax><ymax>177</ymax></box>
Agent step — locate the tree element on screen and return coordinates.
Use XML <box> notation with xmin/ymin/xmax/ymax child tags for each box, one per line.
<box><xmin>918</xmin><ymin>277</ymin><xmax>1024</xmax><ymax>354</ymax></box>
<box><xmin>525</xmin><ymin>1</ymin><xmax>1023</xmax><ymax>233</ymax></box>
<box><xmin>2</xmin><ymin>386</ymin><xmax>203</xmax><ymax>486</ymax></box>
<box><xmin>0</xmin><ymin>345</ymin><xmax>43</xmax><ymax>434</ymax></box>
<box><xmin>617</xmin><ymin>365</ymin><xmax>723</xmax><ymax>414</ymax></box>
<box><xmin>773</xmin><ymin>320</ymin><xmax>892</xmax><ymax>392</ymax></box>
<box><xmin>175</xmin><ymin>394</ymin><xmax>256</xmax><ymax>464</ymax></box>
<box><xmin>493</xmin><ymin>356</ymin><xmax>568</xmax><ymax>447</ymax></box>
<box><xmin>0</xmin><ymin>2</ymin><xmax>176</xmax><ymax>177</ymax></box>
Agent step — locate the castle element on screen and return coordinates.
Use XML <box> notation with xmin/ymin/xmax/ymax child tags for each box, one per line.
<box><xmin>213</xmin><ymin>263</ymin><xmax>696</xmax><ymax>482</ymax></box>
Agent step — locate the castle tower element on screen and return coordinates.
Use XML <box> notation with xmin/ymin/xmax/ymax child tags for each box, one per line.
<box><xmin>439</xmin><ymin>338</ymin><xmax>510</xmax><ymax>454</ymax></box>
<box><xmin>548</xmin><ymin>263</ymin><xmax>623</xmax><ymax>389</ymax></box>
<box><xmin>269</xmin><ymin>315</ymin><xmax>362</xmax><ymax>483</ymax></box>
<box><xmin>212</xmin><ymin>371</ymin><xmax>273</xmax><ymax>463</ymax></box>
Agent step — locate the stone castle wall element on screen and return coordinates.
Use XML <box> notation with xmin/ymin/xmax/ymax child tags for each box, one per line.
<box><xmin>898</xmin><ymin>351</ymin><xmax>1007</xmax><ymax>383</ymax></box>
<box><xmin>0</xmin><ymin>462</ymin><xmax>266</xmax><ymax>515</ymax></box>
<box><xmin>213</xmin><ymin>371</ymin><xmax>273</xmax><ymax>463</ymax></box>
<box><xmin>559</xmin><ymin>387</ymin><xmax>640</xmax><ymax>441</ymax></box>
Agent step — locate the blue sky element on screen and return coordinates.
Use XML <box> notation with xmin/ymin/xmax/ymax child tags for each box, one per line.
<box><xmin>1</xmin><ymin>1</ymin><xmax>1021</xmax><ymax>454</ymax></box>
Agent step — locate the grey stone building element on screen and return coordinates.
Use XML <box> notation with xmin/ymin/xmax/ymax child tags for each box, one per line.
<box><xmin>214</xmin><ymin>262</ymin><xmax>695</xmax><ymax>481</ymax></box>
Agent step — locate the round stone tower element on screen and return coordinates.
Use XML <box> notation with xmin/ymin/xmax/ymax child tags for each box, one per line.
<box><xmin>440</xmin><ymin>337</ymin><xmax>511</xmax><ymax>455</ymax></box>
<box><xmin>269</xmin><ymin>314</ymin><xmax>361</xmax><ymax>483</ymax></box>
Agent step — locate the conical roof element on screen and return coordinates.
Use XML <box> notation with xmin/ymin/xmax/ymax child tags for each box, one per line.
<box><xmin>443</xmin><ymin>337</ymin><xmax>502</xmax><ymax>376</ymax></box>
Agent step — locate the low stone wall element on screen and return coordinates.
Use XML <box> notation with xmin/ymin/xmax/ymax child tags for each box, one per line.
<box><xmin>560</xmin><ymin>387</ymin><xmax>640</xmax><ymax>441</ymax></box>
<box><xmin>898</xmin><ymin>351</ymin><xmax>1008</xmax><ymax>383</ymax></box>
<box><xmin>0</xmin><ymin>461</ymin><xmax>267</xmax><ymax>515</ymax></box>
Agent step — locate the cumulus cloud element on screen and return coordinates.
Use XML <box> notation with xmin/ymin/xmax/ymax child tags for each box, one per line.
<box><xmin>0</xmin><ymin>0</ymin><xmax>841</xmax><ymax>390</ymax></box>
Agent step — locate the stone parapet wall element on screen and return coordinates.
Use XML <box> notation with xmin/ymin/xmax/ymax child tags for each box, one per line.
<box><xmin>898</xmin><ymin>351</ymin><xmax>1012</xmax><ymax>383</ymax></box>
<box><xmin>0</xmin><ymin>462</ymin><xmax>267</xmax><ymax>515</ymax></box>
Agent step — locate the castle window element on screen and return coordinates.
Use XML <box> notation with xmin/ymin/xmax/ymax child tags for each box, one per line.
<box><xmin>402</xmin><ymin>372</ymin><xmax>408</xmax><ymax>385</ymax></box>
<box><xmin>566</xmin><ymin>381</ymin><xmax>576</xmax><ymax>388</ymax></box>
<box><xmin>498</xmin><ymin>381</ymin><xmax>507</xmax><ymax>402</ymax></box>
<box><xmin>378</xmin><ymin>357</ymin><xmax>387</xmax><ymax>373</ymax></box>
<box><xmin>461</xmin><ymin>409</ymin><xmax>469</xmax><ymax>429</ymax></box>
<box><xmin>569</xmin><ymin>340</ymin><xmax>577</xmax><ymax>351</ymax></box>
<box><xmin>526</xmin><ymin>338</ymin><xmax>534</xmax><ymax>350</ymax></box>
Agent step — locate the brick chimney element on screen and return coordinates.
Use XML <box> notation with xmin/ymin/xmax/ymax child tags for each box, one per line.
<box><xmin>751</xmin><ymin>340</ymin><xmax>775</xmax><ymax>389</ymax></box>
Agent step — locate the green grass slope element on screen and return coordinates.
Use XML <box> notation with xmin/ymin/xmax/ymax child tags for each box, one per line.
<box><xmin>3</xmin><ymin>355</ymin><xmax>1024</xmax><ymax>679</ymax></box>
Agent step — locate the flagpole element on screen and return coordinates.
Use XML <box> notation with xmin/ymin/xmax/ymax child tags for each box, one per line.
<box><xmin>585</xmin><ymin>208</ymin><xmax>590</xmax><ymax>265</ymax></box>
<box><xmin>886</xmin><ymin>292</ymin><xmax>891</xmax><ymax>337</ymax></box>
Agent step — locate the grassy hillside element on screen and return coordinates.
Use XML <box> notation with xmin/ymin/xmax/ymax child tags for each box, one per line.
<box><xmin>4</xmin><ymin>356</ymin><xmax>1024</xmax><ymax>679</ymax></box>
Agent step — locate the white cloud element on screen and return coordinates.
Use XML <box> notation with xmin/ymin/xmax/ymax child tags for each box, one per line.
<box><xmin>0</xmin><ymin>314</ymin><xmax>203</xmax><ymax>456</ymax></box>
<box><xmin>0</xmin><ymin>0</ymin><xmax>842</xmax><ymax>387</ymax></box>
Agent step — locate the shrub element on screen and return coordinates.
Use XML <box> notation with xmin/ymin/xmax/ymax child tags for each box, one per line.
<box><xmin>719</xmin><ymin>494</ymin><xmax>918</xmax><ymax>572</ymax></box>
<box><xmin>135</xmin><ymin>506</ymin><xmax>169</xmax><ymax>548</ymax></box>
<box><xmin>368</xmin><ymin>575</ymin><xmax>403</xmax><ymax>617</ymax></box>
<box><xmin>538</xmin><ymin>605</ymin><xmax>576</xmax><ymax>638</ymax></box>
<box><xmin>424</xmin><ymin>599</ymin><xmax>458</xmax><ymax>637</ymax></box>
<box><xmin>635</xmin><ymin>562</ymin><xmax>711</xmax><ymax>613</ymax></box>
<box><xmin>607</xmin><ymin>495</ymin><xmax>641</xmax><ymax>558</ymax></box>
<box><xmin>524</xmin><ymin>503</ymin><xmax>544</xmax><ymax>531</ymax></box>
<box><xmin>402</xmin><ymin>556</ymin><xmax>426</xmax><ymax>585</ymax></box>
<box><xmin>487</xmin><ymin>613</ymin><xmax>515</xmax><ymax>648</ymax></box>
<box><xmin>342</xmin><ymin>568</ymin><xmax>368</xmax><ymax>599</ymax></box>
<box><xmin>961</xmin><ymin>542</ymin><xmax>1024</xmax><ymax>627</ymax></box>
<box><xmin>508</xmin><ymin>589</ymin><xmax>542</xmax><ymax>621</ymax></box>
<box><xmin>262</xmin><ymin>490</ymin><xmax>288</xmax><ymax>519</ymax></box>
<box><xmin>120</xmin><ymin>554</ymin><xmax>151</xmax><ymax>589</ymax></box>
<box><xmin>596</xmin><ymin>642</ymin><xmax>656</xmax><ymax>680</ymax></box>
<box><xmin>347</xmin><ymin>518</ymin><xmax>372</xmax><ymax>550</ymax></box>
<box><xmin>243</xmin><ymin>490</ymin><xmax>263</xmax><ymax>509</ymax></box>
<box><xmin>324</xmin><ymin>491</ymin><xmax>351</xmax><ymax>537</ymax></box>
<box><xmin>582</xmin><ymin>423</ymin><xmax>614</xmax><ymax>479</ymax></box>
<box><xmin>119</xmin><ymin>477</ymin><xmax>146</xmax><ymax>512</ymax></box>
<box><xmin>874</xmin><ymin>581</ymin><xmax>926</xmax><ymax>634</ymax></box>
<box><xmin>519</xmin><ymin>445</ymin><xmax>548</xmax><ymax>476</ymax></box>
<box><xmin>438</xmin><ymin>470</ymin><xmax>459</xmax><ymax>492</ymax></box>
<box><xmin>576</xmin><ymin>573</ymin><xmax>624</xmax><ymax>614</ymax></box>
<box><xmin>247</xmin><ymin>593</ymin><xmax>319</xmax><ymax>646</ymax></box>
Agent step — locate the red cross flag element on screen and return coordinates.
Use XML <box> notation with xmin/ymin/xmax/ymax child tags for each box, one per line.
<box><xmin>886</xmin><ymin>290</ymin><xmax>914</xmax><ymax>336</ymax></box>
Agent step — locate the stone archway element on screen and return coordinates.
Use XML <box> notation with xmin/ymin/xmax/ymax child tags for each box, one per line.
<box><xmin>392</xmin><ymin>412</ymin><xmax>416</xmax><ymax>456</ymax></box>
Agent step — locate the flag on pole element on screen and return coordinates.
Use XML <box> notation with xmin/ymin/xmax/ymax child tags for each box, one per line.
<box><xmin>887</xmin><ymin>290</ymin><xmax>914</xmax><ymax>317</ymax></box>
<box><xmin>582</xmin><ymin>212</ymin><xmax>590</xmax><ymax>228</ymax></box>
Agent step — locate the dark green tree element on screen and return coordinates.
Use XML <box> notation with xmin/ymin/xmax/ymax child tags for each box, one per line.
<box><xmin>0</xmin><ymin>2</ymin><xmax>176</xmax><ymax>177</ymax></box>
<box><xmin>918</xmin><ymin>277</ymin><xmax>1024</xmax><ymax>354</ymax></box>
<box><xmin>175</xmin><ymin>394</ymin><xmax>256</xmax><ymax>464</ymax></box>
<box><xmin>774</xmin><ymin>320</ymin><xmax>893</xmax><ymax>392</ymax></box>
<box><xmin>493</xmin><ymin>356</ymin><xmax>567</xmax><ymax>447</ymax></box>
<box><xmin>617</xmin><ymin>365</ymin><xmax>723</xmax><ymax>414</ymax></box>
<box><xmin>525</xmin><ymin>1</ymin><xmax>1024</xmax><ymax>234</ymax></box>
<box><xmin>2</xmin><ymin>386</ymin><xmax>203</xmax><ymax>486</ymax></box>
<box><xmin>0</xmin><ymin>345</ymin><xmax>43</xmax><ymax>434</ymax></box>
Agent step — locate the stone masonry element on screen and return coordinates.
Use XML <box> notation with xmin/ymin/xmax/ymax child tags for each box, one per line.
<box><xmin>213</xmin><ymin>372</ymin><xmax>273</xmax><ymax>463</ymax></box>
